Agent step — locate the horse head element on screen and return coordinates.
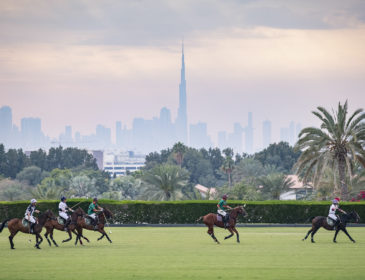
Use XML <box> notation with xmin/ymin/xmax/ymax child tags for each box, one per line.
<box><xmin>231</xmin><ymin>206</ymin><xmax>248</xmax><ymax>218</ymax></box>
<box><xmin>102</xmin><ymin>207</ymin><xmax>113</xmax><ymax>219</ymax></box>
<box><xmin>350</xmin><ymin>211</ymin><xmax>360</xmax><ymax>223</ymax></box>
<box><xmin>238</xmin><ymin>206</ymin><xmax>248</xmax><ymax>217</ymax></box>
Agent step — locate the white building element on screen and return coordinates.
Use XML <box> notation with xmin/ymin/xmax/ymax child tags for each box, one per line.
<box><xmin>103</xmin><ymin>150</ymin><xmax>145</xmax><ymax>177</ymax></box>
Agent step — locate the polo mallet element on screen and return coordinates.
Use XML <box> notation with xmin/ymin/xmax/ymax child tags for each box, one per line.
<box><xmin>70</xmin><ymin>201</ymin><xmax>83</xmax><ymax>209</ymax></box>
<box><xmin>27</xmin><ymin>221</ymin><xmax>32</xmax><ymax>243</ymax></box>
<box><xmin>102</xmin><ymin>211</ymin><xmax>112</xmax><ymax>234</ymax></box>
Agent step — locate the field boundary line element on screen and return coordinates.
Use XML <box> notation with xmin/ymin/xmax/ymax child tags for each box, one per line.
<box><xmin>107</xmin><ymin>223</ymin><xmax>365</xmax><ymax>227</ymax></box>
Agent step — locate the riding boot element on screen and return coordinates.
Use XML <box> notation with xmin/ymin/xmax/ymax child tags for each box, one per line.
<box><xmin>64</xmin><ymin>219</ymin><xmax>71</xmax><ymax>231</ymax></box>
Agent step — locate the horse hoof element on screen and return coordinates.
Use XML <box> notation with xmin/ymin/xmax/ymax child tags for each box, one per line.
<box><xmin>35</xmin><ymin>246</ymin><xmax>41</xmax><ymax>249</ymax></box>
<box><xmin>109</xmin><ymin>241</ymin><xmax>112</xmax><ymax>244</ymax></box>
<box><xmin>333</xmin><ymin>240</ymin><xmax>337</xmax><ymax>243</ymax></box>
<box><xmin>237</xmin><ymin>241</ymin><xmax>240</xmax><ymax>243</ymax></box>
<box><xmin>11</xmin><ymin>247</ymin><xmax>15</xmax><ymax>250</ymax></box>
<box><xmin>311</xmin><ymin>240</ymin><xmax>315</xmax><ymax>243</ymax></box>
<box><xmin>352</xmin><ymin>240</ymin><xmax>356</xmax><ymax>243</ymax></box>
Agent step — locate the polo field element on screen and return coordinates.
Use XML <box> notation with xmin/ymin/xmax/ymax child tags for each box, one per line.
<box><xmin>0</xmin><ymin>227</ymin><xmax>364</xmax><ymax>280</ymax></box>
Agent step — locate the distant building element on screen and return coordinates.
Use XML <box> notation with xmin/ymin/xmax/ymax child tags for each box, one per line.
<box><xmin>280</xmin><ymin>175</ymin><xmax>313</xmax><ymax>200</ymax></box>
<box><xmin>245</xmin><ymin>112</ymin><xmax>254</xmax><ymax>154</ymax></box>
<box><xmin>103</xmin><ymin>150</ymin><xmax>145</xmax><ymax>177</ymax></box>
<box><xmin>194</xmin><ymin>184</ymin><xmax>217</xmax><ymax>200</ymax></box>
<box><xmin>218</xmin><ymin>131</ymin><xmax>227</xmax><ymax>150</ymax></box>
<box><xmin>175</xmin><ymin>42</ymin><xmax>188</xmax><ymax>144</ymax></box>
<box><xmin>262</xmin><ymin>120</ymin><xmax>271</xmax><ymax>149</ymax></box>
<box><xmin>21</xmin><ymin>117</ymin><xmax>44</xmax><ymax>149</ymax></box>
<box><xmin>0</xmin><ymin>106</ymin><xmax>12</xmax><ymax>146</ymax></box>
<box><xmin>91</xmin><ymin>150</ymin><xmax>104</xmax><ymax>170</ymax></box>
<box><xmin>189</xmin><ymin>122</ymin><xmax>212</xmax><ymax>149</ymax></box>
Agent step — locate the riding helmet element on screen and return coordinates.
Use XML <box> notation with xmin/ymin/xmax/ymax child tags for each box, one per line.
<box><xmin>31</xmin><ymin>198</ymin><xmax>37</xmax><ymax>204</ymax></box>
<box><xmin>93</xmin><ymin>197</ymin><xmax>98</xmax><ymax>202</ymax></box>
<box><xmin>61</xmin><ymin>196</ymin><xmax>66</xmax><ymax>201</ymax></box>
<box><xmin>222</xmin><ymin>194</ymin><xmax>228</xmax><ymax>200</ymax></box>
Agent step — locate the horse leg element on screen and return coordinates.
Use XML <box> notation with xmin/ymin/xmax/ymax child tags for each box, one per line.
<box><xmin>232</xmin><ymin>227</ymin><xmax>240</xmax><ymax>243</ymax></box>
<box><xmin>311</xmin><ymin>227</ymin><xmax>319</xmax><ymax>243</ymax></box>
<box><xmin>74</xmin><ymin>228</ymin><xmax>89</xmax><ymax>243</ymax></box>
<box><xmin>207</xmin><ymin>226</ymin><xmax>220</xmax><ymax>244</ymax></box>
<box><xmin>97</xmin><ymin>231</ymin><xmax>105</xmax><ymax>241</ymax></box>
<box><xmin>9</xmin><ymin>231</ymin><xmax>17</xmax><ymax>249</ymax></box>
<box><xmin>102</xmin><ymin>230</ymin><xmax>112</xmax><ymax>243</ymax></box>
<box><xmin>333</xmin><ymin>228</ymin><xmax>340</xmax><ymax>243</ymax></box>
<box><xmin>224</xmin><ymin>228</ymin><xmax>234</xmax><ymax>240</ymax></box>
<box><xmin>50</xmin><ymin>231</ymin><xmax>58</xmax><ymax>247</ymax></box>
<box><xmin>35</xmin><ymin>233</ymin><xmax>41</xmax><ymax>249</ymax></box>
<box><xmin>44</xmin><ymin>231</ymin><xmax>52</xmax><ymax>246</ymax></box>
<box><xmin>303</xmin><ymin>228</ymin><xmax>313</xmax><ymax>241</ymax></box>
<box><xmin>62</xmin><ymin>231</ymin><xmax>72</xmax><ymax>243</ymax></box>
<box><xmin>341</xmin><ymin>227</ymin><xmax>356</xmax><ymax>243</ymax></box>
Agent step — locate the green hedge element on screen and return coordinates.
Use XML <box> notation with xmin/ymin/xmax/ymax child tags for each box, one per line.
<box><xmin>1</xmin><ymin>200</ymin><xmax>364</xmax><ymax>224</ymax></box>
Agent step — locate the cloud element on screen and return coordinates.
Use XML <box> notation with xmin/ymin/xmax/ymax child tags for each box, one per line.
<box><xmin>1</xmin><ymin>0</ymin><xmax>365</xmax><ymax>46</ymax></box>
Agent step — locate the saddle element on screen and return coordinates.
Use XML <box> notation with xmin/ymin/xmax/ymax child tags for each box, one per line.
<box><xmin>57</xmin><ymin>216</ymin><xmax>66</xmax><ymax>225</ymax></box>
<box><xmin>84</xmin><ymin>217</ymin><xmax>94</xmax><ymax>226</ymax></box>
<box><xmin>326</xmin><ymin>217</ymin><xmax>335</xmax><ymax>227</ymax></box>
<box><xmin>22</xmin><ymin>218</ymin><xmax>30</xmax><ymax>227</ymax></box>
<box><xmin>216</xmin><ymin>214</ymin><xmax>223</xmax><ymax>222</ymax></box>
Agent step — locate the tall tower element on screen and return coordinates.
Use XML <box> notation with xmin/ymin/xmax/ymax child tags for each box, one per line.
<box><xmin>175</xmin><ymin>42</ymin><xmax>188</xmax><ymax>144</ymax></box>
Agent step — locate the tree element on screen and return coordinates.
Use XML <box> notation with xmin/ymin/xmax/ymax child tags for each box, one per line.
<box><xmin>30</xmin><ymin>149</ymin><xmax>48</xmax><ymax>170</ymax></box>
<box><xmin>295</xmin><ymin>101</ymin><xmax>365</xmax><ymax>200</ymax></box>
<box><xmin>16</xmin><ymin>166</ymin><xmax>49</xmax><ymax>186</ymax></box>
<box><xmin>254</xmin><ymin>142</ymin><xmax>300</xmax><ymax>173</ymax></box>
<box><xmin>70</xmin><ymin>175</ymin><xmax>97</xmax><ymax>198</ymax></box>
<box><xmin>142</xmin><ymin>164</ymin><xmax>189</xmax><ymax>200</ymax></box>
<box><xmin>258</xmin><ymin>173</ymin><xmax>294</xmax><ymax>200</ymax></box>
<box><xmin>172</xmin><ymin>142</ymin><xmax>187</xmax><ymax>167</ymax></box>
<box><xmin>221</xmin><ymin>148</ymin><xmax>234</xmax><ymax>187</ymax></box>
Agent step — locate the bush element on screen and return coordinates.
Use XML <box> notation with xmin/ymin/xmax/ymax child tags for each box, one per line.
<box><xmin>0</xmin><ymin>200</ymin><xmax>364</xmax><ymax>224</ymax></box>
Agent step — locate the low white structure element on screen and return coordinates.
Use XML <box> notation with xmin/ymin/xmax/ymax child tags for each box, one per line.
<box><xmin>195</xmin><ymin>184</ymin><xmax>217</xmax><ymax>200</ymax></box>
<box><xmin>103</xmin><ymin>150</ymin><xmax>145</xmax><ymax>177</ymax></box>
<box><xmin>280</xmin><ymin>174</ymin><xmax>313</xmax><ymax>200</ymax></box>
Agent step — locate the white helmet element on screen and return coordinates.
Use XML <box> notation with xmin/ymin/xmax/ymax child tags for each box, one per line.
<box><xmin>31</xmin><ymin>199</ymin><xmax>37</xmax><ymax>204</ymax></box>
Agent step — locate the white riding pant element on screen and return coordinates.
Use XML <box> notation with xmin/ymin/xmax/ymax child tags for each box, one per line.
<box><xmin>89</xmin><ymin>213</ymin><xmax>97</xmax><ymax>219</ymax></box>
<box><xmin>59</xmin><ymin>212</ymin><xmax>69</xmax><ymax>220</ymax></box>
<box><xmin>328</xmin><ymin>213</ymin><xmax>338</xmax><ymax>221</ymax></box>
<box><xmin>217</xmin><ymin>210</ymin><xmax>227</xmax><ymax>216</ymax></box>
<box><xmin>25</xmin><ymin>215</ymin><xmax>36</xmax><ymax>223</ymax></box>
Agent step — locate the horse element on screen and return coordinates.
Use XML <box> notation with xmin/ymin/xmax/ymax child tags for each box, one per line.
<box><xmin>43</xmin><ymin>208</ymin><xmax>89</xmax><ymax>247</ymax></box>
<box><xmin>197</xmin><ymin>206</ymin><xmax>248</xmax><ymax>244</ymax></box>
<box><xmin>73</xmin><ymin>207</ymin><xmax>113</xmax><ymax>245</ymax></box>
<box><xmin>302</xmin><ymin>210</ymin><xmax>360</xmax><ymax>243</ymax></box>
<box><xmin>0</xmin><ymin>209</ymin><xmax>55</xmax><ymax>249</ymax></box>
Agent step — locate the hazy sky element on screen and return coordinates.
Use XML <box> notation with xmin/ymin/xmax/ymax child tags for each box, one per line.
<box><xmin>1</xmin><ymin>0</ymin><xmax>365</xmax><ymax>149</ymax></box>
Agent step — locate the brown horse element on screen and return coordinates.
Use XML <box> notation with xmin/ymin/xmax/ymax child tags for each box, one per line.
<box><xmin>73</xmin><ymin>207</ymin><xmax>113</xmax><ymax>245</ymax></box>
<box><xmin>43</xmin><ymin>209</ymin><xmax>89</xmax><ymax>247</ymax></box>
<box><xmin>0</xmin><ymin>210</ymin><xmax>55</xmax><ymax>249</ymax></box>
<box><xmin>197</xmin><ymin>206</ymin><xmax>248</xmax><ymax>244</ymax></box>
<box><xmin>302</xmin><ymin>210</ymin><xmax>360</xmax><ymax>243</ymax></box>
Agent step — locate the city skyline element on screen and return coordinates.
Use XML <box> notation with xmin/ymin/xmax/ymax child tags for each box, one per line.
<box><xmin>1</xmin><ymin>1</ymin><xmax>364</xmax><ymax>152</ymax></box>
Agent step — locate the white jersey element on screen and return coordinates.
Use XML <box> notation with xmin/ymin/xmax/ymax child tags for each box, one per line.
<box><xmin>328</xmin><ymin>204</ymin><xmax>339</xmax><ymax>220</ymax></box>
<box><xmin>58</xmin><ymin>201</ymin><xmax>68</xmax><ymax>213</ymax></box>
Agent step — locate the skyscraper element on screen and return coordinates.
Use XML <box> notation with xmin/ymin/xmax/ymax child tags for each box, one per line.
<box><xmin>262</xmin><ymin>120</ymin><xmax>271</xmax><ymax>149</ymax></box>
<box><xmin>0</xmin><ymin>106</ymin><xmax>12</xmax><ymax>145</ymax></box>
<box><xmin>175</xmin><ymin>42</ymin><xmax>188</xmax><ymax>144</ymax></box>
<box><xmin>21</xmin><ymin>117</ymin><xmax>43</xmax><ymax>149</ymax></box>
<box><xmin>245</xmin><ymin>112</ymin><xmax>254</xmax><ymax>154</ymax></box>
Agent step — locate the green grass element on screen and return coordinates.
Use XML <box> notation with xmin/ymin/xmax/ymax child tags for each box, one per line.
<box><xmin>0</xmin><ymin>227</ymin><xmax>365</xmax><ymax>280</ymax></box>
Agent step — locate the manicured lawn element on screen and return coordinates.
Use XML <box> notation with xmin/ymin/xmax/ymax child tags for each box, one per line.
<box><xmin>0</xmin><ymin>227</ymin><xmax>364</xmax><ymax>280</ymax></box>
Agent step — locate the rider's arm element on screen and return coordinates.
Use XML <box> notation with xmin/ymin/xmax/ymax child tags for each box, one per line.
<box><xmin>224</xmin><ymin>205</ymin><xmax>232</xmax><ymax>209</ymax></box>
<box><xmin>338</xmin><ymin>208</ymin><xmax>347</xmax><ymax>214</ymax></box>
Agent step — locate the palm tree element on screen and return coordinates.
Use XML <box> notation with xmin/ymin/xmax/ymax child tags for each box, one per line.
<box><xmin>172</xmin><ymin>142</ymin><xmax>186</xmax><ymax>167</ymax></box>
<box><xmin>258</xmin><ymin>173</ymin><xmax>294</xmax><ymax>200</ymax></box>
<box><xmin>142</xmin><ymin>164</ymin><xmax>189</xmax><ymax>201</ymax></box>
<box><xmin>295</xmin><ymin>101</ymin><xmax>365</xmax><ymax>200</ymax></box>
<box><xmin>221</xmin><ymin>148</ymin><xmax>234</xmax><ymax>187</ymax></box>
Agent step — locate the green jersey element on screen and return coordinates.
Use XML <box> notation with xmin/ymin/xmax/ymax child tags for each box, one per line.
<box><xmin>218</xmin><ymin>199</ymin><xmax>227</xmax><ymax>211</ymax></box>
<box><xmin>88</xmin><ymin>202</ymin><xmax>99</xmax><ymax>215</ymax></box>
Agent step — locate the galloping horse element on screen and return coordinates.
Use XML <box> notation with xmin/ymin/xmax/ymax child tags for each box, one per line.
<box><xmin>43</xmin><ymin>208</ymin><xmax>89</xmax><ymax>247</ymax></box>
<box><xmin>302</xmin><ymin>210</ymin><xmax>360</xmax><ymax>243</ymax></box>
<box><xmin>73</xmin><ymin>207</ymin><xmax>113</xmax><ymax>245</ymax></box>
<box><xmin>0</xmin><ymin>210</ymin><xmax>55</xmax><ymax>249</ymax></box>
<box><xmin>197</xmin><ymin>206</ymin><xmax>247</xmax><ymax>244</ymax></box>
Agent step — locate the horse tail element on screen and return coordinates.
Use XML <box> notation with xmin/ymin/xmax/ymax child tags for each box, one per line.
<box><xmin>307</xmin><ymin>216</ymin><xmax>315</xmax><ymax>223</ymax></box>
<box><xmin>0</xmin><ymin>219</ymin><xmax>10</xmax><ymax>233</ymax></box>
<box><xmin>196</xmin><ymin>216</ymin><xmax>204</xmax><ymax>223</ymax></box>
